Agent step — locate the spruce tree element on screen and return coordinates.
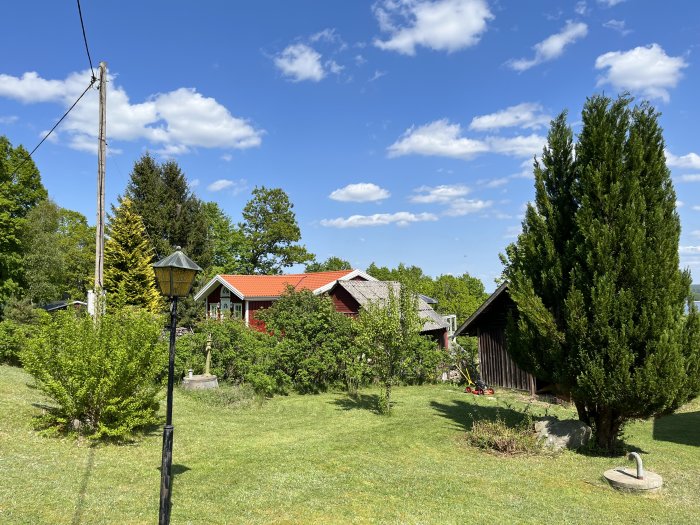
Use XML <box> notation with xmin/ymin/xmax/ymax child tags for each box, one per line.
<box><xmin>503</xmin><ymin>95</ymin><xmax>700</xmax><ymax>452</ymax></box>
<box><xmin>104</xmin><ymin>198</ymin><xmax>162</xmax><ymax>313</ymax></box>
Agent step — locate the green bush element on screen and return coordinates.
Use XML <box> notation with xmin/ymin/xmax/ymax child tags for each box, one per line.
<box><xmin>0</xmin><ymin>320</ymin><xmax>31</xmax><ymax>366</ymax></box>
<box><xmin>258</xmin><ymin>287</ymin><xmax>357</xmax><ymax>393</ymax></box>
<box><xmin>21</xmin><ymin>308</ymin><xmax>167</xmax><ymax>439</ymax></box>
<box><xmin>465</xmin><ymin>415</ymin><xmax>541</xmax><ymax>455</ymax></box>
<box><xmin>176</xmin><ymin>319</ymin><xmax>286</xmax><ymax>396</ymax></box>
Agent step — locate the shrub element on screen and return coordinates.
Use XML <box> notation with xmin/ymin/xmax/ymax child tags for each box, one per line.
<box><xmin>0</xmin><ymin>320</ymin><xmax>31</xmax><ymax>366</ymax></box>
<box><xmin>21</xmin><ymin>308</ymin><xmax>167</xmax><ymax>439</ymax></box>
<box><xmin>258</xmin><ymin>287</ymin><xmax>356</xmax><ymax>393</ymax></box>
<box><xmin>465</xmin><ymin>415</ymin><xmax>541</xmax><ymax>455</ymax></box>
<box><xmin>176</xmin><ymin>319</ymin><xmax>286</xmax><ymax>396</ymax></box>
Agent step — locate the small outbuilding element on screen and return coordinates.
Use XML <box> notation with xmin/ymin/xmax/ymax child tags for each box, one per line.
<box><xmin>328</xmin><ymin>280</ymin><xmax>450</xmax><ymax>348</ymax></box>
<box><xmin>454</xmin><ymin>283</ymin><xmax>537</xmax><ymax>394</ymax></box>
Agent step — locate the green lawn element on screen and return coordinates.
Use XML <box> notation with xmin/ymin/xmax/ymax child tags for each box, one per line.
<box><xmin>1</xmin><ymin>364</ymin><xmax>699</xmax><ymax>524</ymax></box>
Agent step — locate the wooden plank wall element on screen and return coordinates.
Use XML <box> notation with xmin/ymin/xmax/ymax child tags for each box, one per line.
<box><xmin>478</xmin><ymin>326</ymin><xmax>535</xmax><ymax>394</ymax></box>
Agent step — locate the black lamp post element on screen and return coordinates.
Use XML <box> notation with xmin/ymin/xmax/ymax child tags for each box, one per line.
<box><xmin>152</xmin><ymin>247</ymin><xmax>201</xmax><ymax>525</ymax></box>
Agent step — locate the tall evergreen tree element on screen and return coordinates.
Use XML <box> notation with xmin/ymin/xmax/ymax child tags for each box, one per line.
<box><xmin>503</xmin><ymin>95</ymin><xmax>700</xmax><ymax>451</ymax></box>
<box><xmin>0</xmin><ymin>136</ymin><xmax>47</xmax><ymax>316</ymax></box>
<box><xmin>104</xmin><ymin>198</ymin><xmax>162</xmax><ymax>313</ymax></box>
<box><xmin>124</xmin><ymin>153</ymin><xmax>210</xmax><ymax>267</ymax></box>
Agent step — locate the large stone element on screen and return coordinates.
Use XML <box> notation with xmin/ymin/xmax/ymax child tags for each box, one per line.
<box><xmin>182</xmin><ymin>374</ymin><xmax>219</xmax><ymax>390</ymax></box>
<box><xmin>535</xmin><ymin>417</ymin><xmax>592</xmax><ymax>451</ymax></box>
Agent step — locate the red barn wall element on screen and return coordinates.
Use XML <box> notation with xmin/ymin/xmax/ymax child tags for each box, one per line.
<box><xmin>329</xmin><ymin>286</ymin><xmax>360</xmax><ymax>316</ymax></box>
<box><xmin>248</xmin><ymin>300</ymin><xmax>274</xmax><ymax>332</ymax></box>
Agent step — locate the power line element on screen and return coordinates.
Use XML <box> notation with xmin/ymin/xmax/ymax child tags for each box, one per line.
<box><xmin>76</xmin><ymin>0</ymin><xmax>96</xmax><ymax>81</ymax></box>
<box><xmin>11</xmin><ymin>77</ymin><xmax>97</xmax><ymax>176</ymax></box>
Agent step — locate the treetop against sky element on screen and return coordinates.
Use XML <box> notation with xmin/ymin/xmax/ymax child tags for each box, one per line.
<box><xmin>1</xmin><ymin>0</ymin><xmax>699</xmax><ymax>288</ymax></box>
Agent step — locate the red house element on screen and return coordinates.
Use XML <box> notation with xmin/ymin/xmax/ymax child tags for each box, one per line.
<box><xmin>193</xmin><ymin>269</ymin><xmax>375</xmax><ymax>331</ymax></box>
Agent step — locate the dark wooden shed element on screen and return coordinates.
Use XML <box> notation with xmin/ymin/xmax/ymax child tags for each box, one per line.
<box><xmin>455</xmin><ymin>283</ymin><xmax>537</xmax><ymax>395</ymax></box>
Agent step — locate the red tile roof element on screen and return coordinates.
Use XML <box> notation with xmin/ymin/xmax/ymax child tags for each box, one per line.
<box><xmin>220</xmin><ymin>270</ymin><xmax>355</xmax><ymax>298</ymax></box>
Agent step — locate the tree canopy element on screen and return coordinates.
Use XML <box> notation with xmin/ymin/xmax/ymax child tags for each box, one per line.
<box><xmin>305</xmin><ymin>256</ymin><xmax>352</xmax><ymax>273</ymax></box>
<box><xmin>0</xmin><ymin>136</ymin><xmax>47</xmax><ymax>315</ymax></box>
<box><xmin>238</xmin><ymin>186</ymin><xmax>314</xmax><ymax>274</ymax></box>
<box><xmin>502</xmin><ymin>95</ymin><xmax>700</xmax><ymax>451</ymax></box>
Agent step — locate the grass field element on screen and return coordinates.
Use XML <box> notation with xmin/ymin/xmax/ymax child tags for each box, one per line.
<box><xmin>1</xmin><ymin>364</ymin><xmax>699</xmax><ymax>524</ymax></box>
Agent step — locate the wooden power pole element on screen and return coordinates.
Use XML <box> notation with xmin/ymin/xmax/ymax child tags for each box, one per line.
<box><xmin>93</xmin><ymin>61</ymin><xmax>107</xmax><ymax>307</ymax></box>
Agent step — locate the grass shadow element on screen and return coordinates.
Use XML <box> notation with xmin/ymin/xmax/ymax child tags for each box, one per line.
<box><xmin>156</xmin><ymin>463</ymin><xmax>192</xmax><ymax>477</ymax></box>
<box><xmin>71</xmin><ymin>445</ymin><xmax>96</xmax><ymax>525</ymax></box>
<box><xmin>331</xmin><ymin>393</ymin><xmax>381</xmax><ymax>414</ymax></box>
<box><xmin>430</xmin><ymin>398</ymin><xmax>527</xmax><ymax>432</ymax></box>
<box><xmin>653</xmin><ymin>411</ymin><xmax>700</xmax><ymax>447</ymax></box>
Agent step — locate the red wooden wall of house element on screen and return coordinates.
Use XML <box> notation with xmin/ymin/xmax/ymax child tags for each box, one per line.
<box><xmin>248</xmin><ymin>300</ymin><xmax>274</xmax><ymax>332</ymax></box>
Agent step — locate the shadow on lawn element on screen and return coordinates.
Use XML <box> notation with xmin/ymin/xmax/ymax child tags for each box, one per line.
<box><xmin>653</xmin><ymin>411</ymin><xmax>700</xmax><ymax>447</ymax></box>
<box><xmin>331</xmin><ymin>393</ymin><xmax>381</xmax><ymax>413</ymax></box>
<box><xmin>71</xmin><ymin>445</ymin><xmax>96</xmax><ymax>525</ymax></box>
<box><xmin>430</xmin><ymin>398</ymin><xmax>527</xmax><ymax>432</ymax></box>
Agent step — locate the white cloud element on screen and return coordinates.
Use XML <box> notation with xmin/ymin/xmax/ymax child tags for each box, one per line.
<box><xmin>207</xmin><ymin>178</ymin><xmax>248</xmax><ymax>195</ymax></box>
<box><xmin>483</xmin><ymin>177</ymin><xmax>509</xmax><ymax>188</ymax></box>
<box><xmin>693</xmin><ymin>230</ymin><xmax>700</xmax><ymax>238</ymax></box>
<box><xmin>387</xmin><ymin>119</ymin><xmax>545</xmax><ymax>160</ymax></box>
<box><xmin>509</xmin><ymin>21</ymin><xmax>588</xmax><ymax>71</ymax></box>
<box><xmin>0</xmin><ymin>115</ymin><xmax>18</xmax><ymax>124</ymax></box>
<box><xmin>369</xmin><ymin>70</ymin><xmax>388</xmax><ymax>82</ymax></box>
<box><xmin>469</xmin><ymin>102</ymin><xmax>551</xmax><ymax>131</ymax></box>
<box><xmin>679</xmin><ymin>174</ymin><xmax>700</xmax><ymax>182</ymax></box>
<box><xmin>326</xmin><ymin>60</ymin><xmax>345</xmax><ymax>75</ymax></box>
<box><xmin>680</xmin><ymin>246</ymin><xmax>700</xmax><ymax>254</ymax></box>
<box><xmin>666</xmin><ymin>150</ymin><xmax>700</xmax><ymax>170</ymax></box>
<box><xmin>208</xmin><ymin>179</ymin><xmax>235</xmax><ymax>192</ymax></box>
<box><xmin>274</xmin><ymin>44</ymin><xmax>325</xmax><ymax>82</ymax></box>
<box><xmin>598</xmin><ymin>0</ymin><xmax>625</xmax><ymax>7</ymax></box>
<box><xmin>321</xmin><ymin>211</ymin><xmax>438</xmax><ymax>228</ymax></box>
<box><xmin>603</xmin><ymin>19</ymin><xmax>631</xmax><ymax>36</ymax></box>
<box><xmin>677</xmin><ymin>200</ymin><xmax>685</xmax><ymax>208</ymax></box>
<box><xmin>575</xmin><ymin>2</ymin><xmax>588</xmax><ymax>16</ymax></box>
<box><xmin>445</xmin><ymin>198</ymin><xmax>492</xmax><ymax>216</ymax></box>
<box><xmin>693</xmin><ymin>205</ymin><xmax>700</xmax><ymax>211</ymax></box>
<box><xmin>221</xmin><ymin>154</ymin><xmax>233</xmax><ymax>162</ymax></box>
<box><xmin>0</xmin><ymin>70</ymin><xmax>263</xmax><ymax>155</ymax></box>
<box><xmin>329</xmin><ymin>183</ymin><xmax>390</xmax><ymax>202</ymax></box>
<box><xmin>595</xmin><ymin>44</ymin><xmax>687</xmax><ymax>102</ymax></box>
<box><xmin>373</xmin><ymin>0</ymin><xmax>493</xmax><ymax>55</ymax></box>
<box><xmin>189</xmin><ymin>178</ymin><xmax>200</xmax><ymax>188</ymax></box>
<box><xmin>388</xmin><ymin>119</ymin><xmax>488</xmax><ymax>159</ymax></box>
<box><xmin>410</xmin><ymin>184</ymin><xmax>470</xmax><ymax>203</ymax></box>
<box><xmin>504</xmin><ymin>224</ymin><xmax>522</xmax><ymax>239</ymax></box>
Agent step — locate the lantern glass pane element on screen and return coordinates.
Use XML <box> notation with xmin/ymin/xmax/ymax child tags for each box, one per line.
<box><xmin>153</xmin><ymin>267</ymin><xmax>172</xmax><ymax>295</ymax></box>
<box><xmin>171</xmin><ymin>267</ymin><xmax>197</xmax><ymax>297</ymax></box>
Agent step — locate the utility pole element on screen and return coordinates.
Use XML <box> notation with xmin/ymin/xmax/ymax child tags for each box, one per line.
<box><xmin>90</xmin><ymin>61</ymin><xmax>107</xmax><ymax>316</ymax></box>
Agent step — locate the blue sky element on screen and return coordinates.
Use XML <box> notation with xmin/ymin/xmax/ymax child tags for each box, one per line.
<box><xmin>1</xmin><ymin>0</ymin><xmax>699</xmax><ymax>291</ymax></box>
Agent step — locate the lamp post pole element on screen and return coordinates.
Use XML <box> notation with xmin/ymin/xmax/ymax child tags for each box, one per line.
<box><xmin>159</xmin><ymin>295</ymin><xmax>178</xmax><ymax>525</ymax></box>
<box><xmin>152</xmin><ymin>247</ymin><xmax>201</xmax><ymax>525</ymax></box>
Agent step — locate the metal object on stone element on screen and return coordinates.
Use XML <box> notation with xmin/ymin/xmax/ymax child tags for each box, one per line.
<box><xmin>604</xmin><ymin>453</ymin><xmax>663</xmax><ymax>492</ymax></box>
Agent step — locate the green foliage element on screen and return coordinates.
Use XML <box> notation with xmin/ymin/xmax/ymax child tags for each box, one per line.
<box><xmin>305</xmin><ymin>256</ymin><xmax>352</xmax><ymax>273</ymax></box>
<box><xmin>355</xmin><ymin>283</ymin><xmax>430</xmax><ymax>413</ymax></box>
<box><xmin>258</xmin><ymin>286</ymin><xmax>357</xmax><ymax>393</ymax></box>
<box><xmin>176</xmin><ymin>319</ymin><xmax>285</xmax><ymax>397</ymax></box>
<box><xmin>21</xmin><ymin>308</ymin><xmax>167</xmax><ymax>439</ymax></box>
<box><xmin>502</xmin><ymin>95</ymin><xmax>700</xmax><ymax>451</ymax></box>
<box><xmin>0</xmin><ymin>136</ymin><xmax>47</xmax><ymax>317</ymax></box>
<box><xmin>238</xmin><ymin>186</ymin><xmax>314</xmax><ymax>274</ymax></box>
<box><xmin>21</xmin><ymin>200</ymin><xmax>95</xmax><ymax>305</ymax></box>
<box><xmin>201</xmin><ymin>201</ymin><xmax>245</xmax><ymax>276</ymax></box>
<box><xmin>180</xmin><ymin>382</ymin><xmax>262</xmax><ymax>410</ymax></box>
<box><xmin>104</xmin><ymin>198</ymin><xmax>163</xmax><ymax>313</ymax></box>
<box><xmin>465</xmin><ymin>415</ymin><xmax>541</xmax><ymax>455</ymax></box>
<box><xmin>0</xmin><ymin>303</ymin><xmax>48</xmax><ymax>365</ymax></box>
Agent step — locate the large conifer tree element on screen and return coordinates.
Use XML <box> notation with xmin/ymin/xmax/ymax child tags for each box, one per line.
<box><xmin>503</xmin><ymin>95</ymin><xmax>700</xmax><ymax>451</ymax></box>
<box><xmin>104</xmin><ymin>198</ymin><xmax>162</xmax><ymax>313</ymax></box>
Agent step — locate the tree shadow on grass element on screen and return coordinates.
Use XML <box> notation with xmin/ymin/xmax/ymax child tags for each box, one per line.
<box><xmin>71</xmin><ymin>445</ymin><xmax>96</xmax><ymax>525</ymax></box>
<box><xmin>653</xmin><ymin>411</ymin><xmax>700</xmax><ymax>447</ymax></box>
<box><xmin>331</xmin><ymin>393</ymin><xmax>382</xmax><ymax>414</ymax></box>
<box><xmin>430</xmin><ymin>398</ymin><xmax>527</xmax><ymax>432</ymax></box>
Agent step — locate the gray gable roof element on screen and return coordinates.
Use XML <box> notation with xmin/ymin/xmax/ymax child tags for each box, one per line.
<box><xmin>336</xmin><ymin>281</ymin><xmax>448</xmax><ymax>333</ymax></box>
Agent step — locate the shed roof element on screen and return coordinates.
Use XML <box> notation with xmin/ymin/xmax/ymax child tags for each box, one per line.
<box><xmin>454</xmin><ymin>282</ymin><xmax>510</xmax><ymax>337</ymax></box>
<box><xmin>334</xmin><ymin>280</ymin><xmax>448</xmax><ymax>333</ymax></box>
